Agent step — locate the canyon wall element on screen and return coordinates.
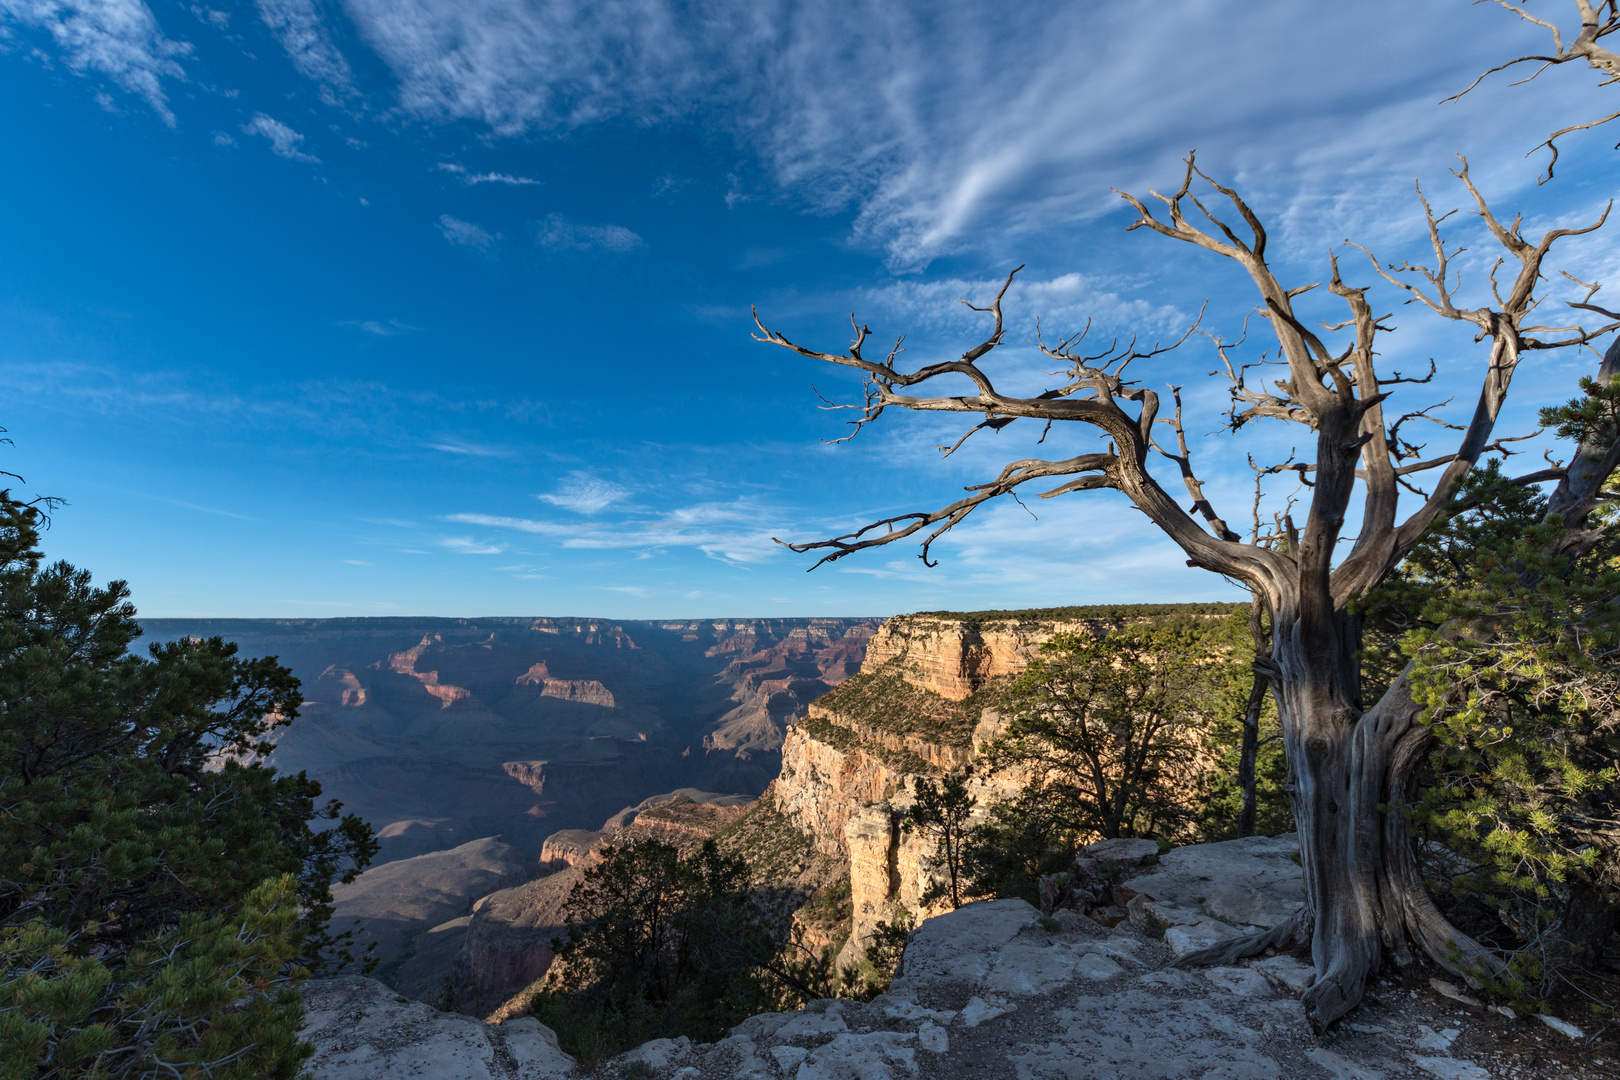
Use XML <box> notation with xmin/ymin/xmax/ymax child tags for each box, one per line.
<box><xmin>142</xmin><ymin>616</ymin><xmax>879</xmax><ymax>864</ymax></box>
<box><xmin>768</xmin><ymin>610</ymin><xmax>1097</xmax><ymax>966</ymax></box>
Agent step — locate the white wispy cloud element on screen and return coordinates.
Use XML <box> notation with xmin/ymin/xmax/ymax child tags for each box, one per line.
<box><xmin>14</xmin><ymin>2</ymin><xmax>1589</xmax><ymax>271</ymax></box>
<box><xmin>341</xmin><ymin>0</ymin><xmax>708</xmax><ymax>134</ymax></box>
<box><xmin>446</xmin><ymin>496</ymin><xmax>785</xmax><ymax>565</ymax></box>
<box><xmin>440</xmin><ymin>536</ymin><xmax>507</xmax><ymax>554</ymax></box>
<box><xmin>860</xmin><ymin>271</ymin><xmax>1185</xmax><ymax>337</ymax></box>
<box><xmin>427</xmin><ymin>438</ymin><xmax>512</xmax><ymax>457</ymax></box>
<box><xmin>536</xmin><ymin>472</ymin><xmax>629</xmax><ymax>514</ymax></box>
<box><xmin>123</xmin><ymin>490</ymin><xmax>256</xmax><ymax>520</ymax></box>
<box><xmin>467</xmin><ymin>171</ymin><xmax>540</xmax><ymax>186</ymax></box>
<box><xmin>255</xmin><ymin>0</ymin><xmax>353</xmax><ymax>100</ymax></box>
<box><xmin>436</xmin><ymin>214</ymin><xmax>495</xmax><ymax>251</ymax></box>
<box><xmin>242</xmin><ymin>113</ymin><xmax>320</xmax><ymax>162</ymax></box>
<box><xmin>339</xmin><ymin>317</ymin><xmax>420</xmax><ymax>336</ymax></box>
<box><xmin>321</xmin><ymin>0</ymin><xmax>1564</xmax><ymax>268</ymax></box>
<box><xmin>1</xmin><ymin>0</ymin><xmax>191</xmax><ymax>124</ymax></box>
<box><xmin>535</xmin><ymin>214</ymin><xmax>642</xmax><ymax>253</ymax></box>
<box><xmin>437</xmin><ymin>162</ymin><xmax>540</xmax><ymax>185</ymax></box>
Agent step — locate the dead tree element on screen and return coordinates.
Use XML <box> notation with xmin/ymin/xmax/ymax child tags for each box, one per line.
<box><xmin>754</xmin><ymin>156</ymin><xmax>1618</xmax><ymax>1030</ymax></box>
<box><xmin>1449</xmin><ymin>0</ymin><xmax>1620</xmax><ymax>178</ymax></box>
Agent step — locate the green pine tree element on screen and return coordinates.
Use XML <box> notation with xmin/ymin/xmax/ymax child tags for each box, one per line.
<box><xmin>0</xmin><ymin>485</ymin><xmax>377</xmax><ymax>1079</ymax></box>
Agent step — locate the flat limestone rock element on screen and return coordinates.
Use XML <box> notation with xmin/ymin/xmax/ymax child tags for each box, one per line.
<box><xmin>770</xmin><ymin>1008</ymin><xmax>849</xmax><ymax>1043</ymax></box>
<box><xmin>889</xmin><ymin>897</ymin><xmax>1040</xmax><ymax>993</ymax></box>
<box><xmin>957</xmin><ymin>995</ymin><xmax>1015</xmax><ymax>1027</ymax></box>
<box><xmin>1163</xmin><ymin>918</ymin><xmax>1242</xmax><ymax>957</ymax></box>
<box><xmin>299</xmin><ymin>976</ymin><xmax>573</xmax><ymax>1080</ymax></box>
<box><xmin>1202</xmin><ymin>966</ymin><xmax>1275</xmax><ymax>998</ymax></box>
<box><xmin>1251</xmin><ymin>955</ymin><xmax>1314</xmax><ymax>996</ymax></box>
<box><xmin>878</xmin><ymin>998</ymin><xmax>955</xmax><ymax>1025</ymax></box>
<box><xmin>1075</xmin><ymin>953</ymin><xmax>1126</xmax><ymax>980</ymax></box>
<box><xmin>797</xmin><ymin>1032</ymin><xmax>918</xmax><ymax>1080</ymax></box>
<box><xmin>1119</xmin><ymin>833</ymin><xmax>1303</xmax><ymax>931</ymax></box>
<box><xmin>1414</xmin><ymin>1026</ymin><xmax>1460</xmax><ymax>1053</ymax></box>
<box><xmin>1412</xmin><ymin>1056</ymin><xmax>1491</xmax><ymax>1080</ymax></box>
<box><xmin>1306</xmin><ymin>1047</ymin><xmax>1387</xmax><ymax>1080</ymax></box>
<box><xmin>1012</xmin><ymin>991</ymin><xmax>1287</xmax><ymax>1080</ymax></box>
<box><xmin>980</xmin><ymin>936</ymin><xmax>1088</xmax><ymax>996</ymax></box>
<box><xmin>1536</xmin><ymin>1014</ymin><xmax>1585</xmax><ymax>1040</ymax></box>
<box><xmin>1138</xmin><ymin>969</ymin><xmax>1203</xmax><ymax>992</ymax></box>
<box><xmin>614</xmin><ymin>1035</ymin><xmax>690</xmax><ymax>1069</ymax></box>
<box><xmin>1084</xmin><ymin>837</ymin><xmax>1162</xmax><ymax>866</ymax></box>
<box><xmin>771</xmin><ymin>1046</ymin><xmax>809</xmax><ymax>1071</ymax></box>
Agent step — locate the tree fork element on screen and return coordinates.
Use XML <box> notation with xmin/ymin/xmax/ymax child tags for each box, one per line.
<box><xmin>758</xmin><ymin>153</ymin><xmax>1614</xmax><ymax>1027</ymax></box>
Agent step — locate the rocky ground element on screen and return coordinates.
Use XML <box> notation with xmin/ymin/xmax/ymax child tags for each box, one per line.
<box><xmin>299</xmin><ymin>836</ymin><xmax>1610</xmax><ymax>1080</ymax></box>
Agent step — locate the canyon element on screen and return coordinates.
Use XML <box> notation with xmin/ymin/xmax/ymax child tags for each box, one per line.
<box><xmin>155</xmin><ymin>607</ymin><xmax>1230</xmax><ymax>1012</ymax></box>
<box><xmin>139</xmin><ymin>616</ymin><xmax>876</xmax><ymax>864</ymax></box>
<box><xmin>431</xmin><ymin>608</ymin><xmax>1161</xmax><ymax>1013</ymax></box>
<box><xmin>140</xmin><ymin>606</ymin><xmax>1605</xmax><ymax>1078</ymax></box>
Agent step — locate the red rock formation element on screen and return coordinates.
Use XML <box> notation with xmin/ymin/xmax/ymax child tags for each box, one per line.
<box><xmin>859</xmin><ymin>615</ymin><xmax>1098</xmax><ymax>700</ymax></box>
<box><xmin>135</xmin><ymin>615</ymin><xmax>881</xmax><ymax>870</ymax></box>
<box><xmin>536</xmin><ymin>829</ymin><xmax>602</xmax><ymax>874</ymax></box>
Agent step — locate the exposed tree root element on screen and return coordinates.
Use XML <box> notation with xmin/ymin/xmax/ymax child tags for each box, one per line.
<box><xmin>1168</xmin><ymin>909</ymin><xmax>1308</xmax><ymax>969</ymax></box>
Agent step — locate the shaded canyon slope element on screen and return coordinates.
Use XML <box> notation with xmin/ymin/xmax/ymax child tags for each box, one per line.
<box><xmin>138</xmin><ymin>616</ymin><xmax>878</xmax><ymax>864</ymax></box>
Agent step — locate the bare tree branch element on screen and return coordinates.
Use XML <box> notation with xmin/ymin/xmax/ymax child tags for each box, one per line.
<box><xmin>1447</xmin><ymin>1</ymin><xmax>1620</xmax><ymax>179</ymax></box>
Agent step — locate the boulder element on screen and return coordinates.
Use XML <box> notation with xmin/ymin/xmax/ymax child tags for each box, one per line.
<box><xmin>298</xmin><ymin>976</ymin><xmax>573</xmax><ymax>1080</ymax></box>
<box><xmin>1116</xmin><ymin>833</ymin><xmax>1303</xmax><ymax>932</ymax></box>
<box><xmin>796</xmin><ymin>1032</ymin><xmax>918</xmax><ymax>1080</ymax></box>
<box><xmin>614</xmin><ymin>1035</ymin><xmax>691</xmax><ymax>1070</ymax></box>
<box><xmin>1251</xmin><ymin>954</ymin><xmax>1314</xmax><ymax>996</ymax></box>
<box><xmin>889</xmin><ymin>897</ymin><xmax>1039</xmax><ymax>992</ymax></box>
<box><xmin>1084</xmin><ymin>837</ymin><xmax>1162</xmax><ymax>867</ymax></box>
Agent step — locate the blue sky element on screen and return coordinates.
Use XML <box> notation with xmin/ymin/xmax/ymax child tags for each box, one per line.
<box><xmin>1</xmin><ymin>0</ymin><xmax>1616</xmax><ymax>618</ymax></box>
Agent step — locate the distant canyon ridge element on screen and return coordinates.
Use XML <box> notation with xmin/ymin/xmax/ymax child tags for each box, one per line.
<box><xmin>138</xmin><ymin>617</ymin><xmax>880</xmax><ymax>865</ymax></box>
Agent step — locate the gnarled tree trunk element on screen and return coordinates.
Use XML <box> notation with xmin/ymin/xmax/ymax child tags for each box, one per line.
<box><xmin>756</xmin><ymin>155</ymin><xmax>1616</xmax><ymax>1029</ymax></box>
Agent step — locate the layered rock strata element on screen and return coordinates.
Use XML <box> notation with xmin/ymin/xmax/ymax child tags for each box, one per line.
<box><xmin>147</xmin><ymin>615</ymin><xmax>881</xmax><ymax>865</ymax></box>
<box><xmin>770</xmin><ymin>611</ymin><xmax>1081</xmax><ymax>963</ymax></box>
<box><xmin>858</xmin><ymin>613</ymin><xmax>1103</xmax><ymax>700</ymax></box>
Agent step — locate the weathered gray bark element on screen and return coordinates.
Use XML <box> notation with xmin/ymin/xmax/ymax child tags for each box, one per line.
<box><xmin>756</xmin><ymin>155</ymin><xmax>1617</xmax><ymax>1030</ymax></box>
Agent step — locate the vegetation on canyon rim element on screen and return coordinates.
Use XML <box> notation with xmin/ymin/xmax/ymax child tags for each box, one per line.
<box><xmin>754</xmin><ymin>0</ymin><xmax>1620</xmax><ymax>1030</ymax></box>
<box><xmin>530</xmin><ymin>838</ymin><xmax>836</xmax><ymax>1067</ymax></box>
<box><xmin>0</xmin><ymin>486</ymin><xmax>377</xmax><ymax>1079</ymax></box>
<box><xmin>5</xmin><ymin>5</ymin><xmax>1620</xmax><ymax>1076</ymax></box>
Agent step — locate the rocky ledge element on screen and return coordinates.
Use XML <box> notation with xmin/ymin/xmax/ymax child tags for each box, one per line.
<box><xmin>300</xmin><ymin>835</ymin><xmax>1601</xmax><ymax>1080</ymax></box>
<box><xmin>299</xmin><ymin>976</ymin><xmax>575</xmax><ymax>1079</ymax></box>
